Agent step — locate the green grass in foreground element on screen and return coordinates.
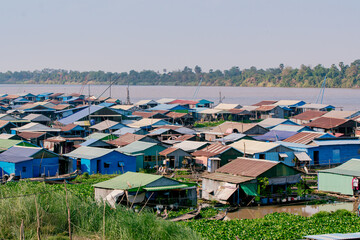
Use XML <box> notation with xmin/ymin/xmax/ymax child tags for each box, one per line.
<box><xmin>0</xmin><ymin>181</ymin><xmax>199</xmax><ymax>240</ymax></box>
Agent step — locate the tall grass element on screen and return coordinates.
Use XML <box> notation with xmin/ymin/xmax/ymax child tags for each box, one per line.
<box><xmin>0</xmin><ymin>181</ymin><xmax>200</xmax><ymax>240</ymax></box>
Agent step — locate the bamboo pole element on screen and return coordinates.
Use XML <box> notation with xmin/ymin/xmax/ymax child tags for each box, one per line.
<box><xmin>138</xmin><ymin>192</ymin><xmax>154</xmax><ymax>215</ymax></box>
<box><xmin>34</xmin><ymin>195</ymin><xmax>41</xmax><ymax>240</ymax></box>
<box><xmin>20</xmin><ymin>219</ymin><xmax>24</xmax><ymax>240</ymax></box>
<box><xmin>130</xmin><ymin>184</ymin><xmax>141</xmax><ymax>209</ymax></box>
<box><xmin>64</xmin><ymin>181</ymin><xmax>72</xmax><ymax>240</ymax></box>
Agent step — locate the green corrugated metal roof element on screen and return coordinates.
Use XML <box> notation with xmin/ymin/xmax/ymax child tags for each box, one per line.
<box><xmin>64</xmin><ymin>146</ymin><xmax>114</xmax><ymax>159</ymax></box>
<box><xmin>85</xmin><ymin>133</ymin><xmax>118</xmax><ymax>141</ymax></box>
<box><xmin>143</xmin><ymin>184</ymin><xmax>192</xmax><ymax>191</ymax></box>
<box><xmin>319</xmin><ymin>158</ymin><xmax>360</xmax><ymax>176</ymax></box>
<box><xmin>93</xmin><ymin>172</ymin><xmax>162</xmax><ymax>190</ymax></box>
<box><xmin>116</xmin><ymin>141</ymin><xmax>158</xmax><ymax>154</ymax></box>
<box><xmin>0</xmin><ymin>139</ymin><xmax>37</xmax><ymax>152</ymax></box>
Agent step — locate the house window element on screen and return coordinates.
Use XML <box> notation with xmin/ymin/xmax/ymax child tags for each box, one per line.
<box><xmin>22</xmin><ymin>167</ymin><xmax>26</xmax><ymax>172</ymax></box>
<box><xmin>118</xmin><ymin>162</ymin><xmax>125</xmax><ymax>167</ymax></box>
<box><xmin>104</xmin><ymin>162</ymin><xmax>110</xmax><ymax>168</ymax></box>
<box><xmin>259</xmin><ymin>154</ymin><xmax>266</xmax><ymax>159</ymax></box>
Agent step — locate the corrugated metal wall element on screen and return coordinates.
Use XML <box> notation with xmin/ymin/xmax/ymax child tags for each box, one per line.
<box><xmin>318</xmin><ymin>172</ymin><xmax>353</xmax><ymax>195</ymax></box>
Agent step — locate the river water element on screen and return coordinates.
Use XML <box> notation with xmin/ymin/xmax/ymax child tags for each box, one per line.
<box><xmin>227</xmin><ymin>202</ymin><xmax>355</xmax><ymax>219</ymax></box>
<box><xmin>2</xmin><ymin>84</ymin><xmax>360</xmax><ymax>110</ymax></box>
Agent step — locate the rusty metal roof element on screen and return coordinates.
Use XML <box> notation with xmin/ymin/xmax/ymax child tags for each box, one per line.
<box><xmin>252</xmin><ymin>100</ymin><xmax>277</xmax><ymax>106</ymax></box>
<box><xmin>291</xmin><ymin>110</ymin><xmax>326</xmax><ymax>121</ymax></box>
<box><xmin>166</xmin><ymin>112</ymin><xmax>189</xmax><ymax>119</ymax></box>
<box><xmin>304</xmin><ymin>117</ymin><xmax>349</xmax><ymax>129</ymax></box>
<box><xmin>107</xmin><ymin>133</ymin><xmax>144</xmax><ymax>147</ymax></box>
<box><xmin>192</xmin><ymin>143</ymin><xmax>234</xmax><ymax>157</ymax></box>
<box><xmin>17</xmin><ymin>131</ymin><xmax>47</xmax><ymax>140</ymax></box>
<box><xmin>216</xmin><ymin>157</ymin><xmax>279</xmax><ymax>177</ymax></box>
<box><xmin>202</xmin><ymin>172</ymin><xmax>254</xmax><ymax>184</ymax></box>
<box><xmin>283</xmin><ymin>131</ymin><xmax>326</xmax><ymax>144</ymax></box>
<box><xmin>255</xmin><ymin>105</ymin><xmax>277</xmax><ymax>111</ymax></box>
<box><xmin>211</xmin><ymin>122</ymin><xmax>258</xmax><ymax>134</ymax></box>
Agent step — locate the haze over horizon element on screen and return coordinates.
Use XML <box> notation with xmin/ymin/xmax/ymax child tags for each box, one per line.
<box><xmin>1</xmin><ymin>0</ymin><xmax>360</xmax><ymax>73</ymax></box>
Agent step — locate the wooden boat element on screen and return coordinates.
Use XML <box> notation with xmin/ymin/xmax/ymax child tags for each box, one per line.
<box><xmin>170</xmin><ymin>207</ymin><xmax>202</xmax><ymax>222</ymax></box>
<box><xmin>226</xmin><ymin>206</ymin><xmax>239</xmax><ymax>212</ymax></box>
<box><xmin>207</xmin><ymin>210</ymin><xmax>227</xmax><ymax>220</ymax></box>
<box><xmin>24</xmin><ymin>170</ymin><xmax>79</xmax><ymax>182</ymax></box>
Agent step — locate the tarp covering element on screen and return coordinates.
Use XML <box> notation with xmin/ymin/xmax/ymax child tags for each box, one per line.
<box><xmin>126</xmin><ymin>192</ymin><xmax>146</xmax><ymax>203</ymax></box>
<box><xmin>215</xmin><ymin>187</ymin><xmax>238</xmax><ymax>201</ymax></box>
<box><xmin>240</xmin><ymin>183</ymin><xmax>259</xmax><ymax>196</ymax></box>
<box><xmin>105</xmin><ymin>190</ymin><xmax>124</xmax><ymax>208</ymax></box>
<box><xmin>268</xmin><ymin>174</ymin><xmax>302</xmax><ymax>185</ymax></box>
<box><xmin>294</xmin><ymin>152</ymin><xmax>311</xmax><ymax>162</ymax></box>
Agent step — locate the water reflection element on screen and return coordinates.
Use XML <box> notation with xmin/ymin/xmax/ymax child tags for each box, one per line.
<box><xmin>227</xmin><ymin>202</ymin><xmax>354</xmax><ymax>219</ymax></box>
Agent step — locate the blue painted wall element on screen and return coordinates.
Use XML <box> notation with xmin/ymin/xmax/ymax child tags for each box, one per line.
<box><xmin>0</xmin><ymin>160</ymin><xmax>35</xmax><ymax>178</ymax></box>
<box><xmin>308</xmin><ymin>144</ymin><xmax>360</xmax><ymax>166</ymax></box>
<box><xmin>32</xmin><ymin>157</ymin><xmax>59</xmax><ymax>177</ymax></box>
<box><xmin>254</xmin><ymin>151</ymin><xmax>295</xmax><ymax>166</ymax></box>
<box><xmin>71</xmin><ymin>151</ymin><xmax>136</xmax><ymax>175</ymax></box>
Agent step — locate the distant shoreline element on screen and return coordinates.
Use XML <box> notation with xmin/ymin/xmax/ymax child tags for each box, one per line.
<box><xmin>1</xmin><ymin>82</ymin><xmax>360</xmax><ymax>90</ymax></box>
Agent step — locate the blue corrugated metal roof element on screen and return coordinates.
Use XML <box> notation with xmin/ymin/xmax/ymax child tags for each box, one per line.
<box><xmin>0</xmin><ymin>154</ymin><xmax>33</xmax><ymax>163</ymax></box>
<box><xmin>58</xmin><ymin>105</ymin><xmax>104</xmax><ymax>125</ymax></box>
<box><xmin>150</xmin><ymin>104</ymin><xmax>188</xmax><ymax>111</ymax></box>
<box><xmin>305</xmin><ymin>232</ymin><xmax>360</xmax><ymax>239</ymax></box>
<box><xmin>255</xmin><ymin>130</ymin><xmax>297</xmax><ymax>142</ymax></box>
<box><xmin>37</xmin><ymin>92</ymin><xmax>53</xmax><ymax>97</ymax></box>
<box><xmin>313</xmin><ymin>139</ymin><xmax>360</xmax><ymax>146</ymax></box>
<box><xmin>272</xmin><ymin>124</ymin><xmax>313</xmax><ymax>132</ymax></box>
<box><xmin>1</xmin><ymin>146</ymin><xmax>42</xmax><ymax>157</ymax></box>
<box><xmin>99</xmin><ymin>102</ymin><xmax>115</xmax><ymax>107</ymax></box>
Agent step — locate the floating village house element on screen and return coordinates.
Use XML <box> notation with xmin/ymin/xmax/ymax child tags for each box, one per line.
<box><xmin>93</xmin><ymin>172</ymin><xmax>197</xmax><ymax>207</ymax></box>
<box><xmin>159</xmin><ymin>147</ymin><xmax>192</xmax><ymax>169</ymax></box>
<box><xmin>0</xmin><ymin>146</ymin><xmax>59</xmax><ymax>178</ymax></box>
<box><xmin>191</xmin><ymin>143</ymin><xmax>243</xmax><ymax>168</ymax></box>
<box><xmin>230</xmin><ymin>139</ymin><xmax>296</xmax><ymax>166</ymax></box>
<box><xmin>202</xmin><ymin>157</ymin><xmax>302</xmax><ymax>204</ymax></box>
<box><xmin>318</xmin><ymin>158</ymin><xmax>360</xmax><ymax>195</ymax></box>
<box><xmin>116</xmin><ymin>141</ymin><xmax>167</xmax><ymax>171</ymax></box>
<box><xmin>65</xmin><ymin>146</ymin><xmax>136</xmax><ymax>174</ymax></box>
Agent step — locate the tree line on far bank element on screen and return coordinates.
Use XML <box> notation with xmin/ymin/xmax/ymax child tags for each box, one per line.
<box><xmin>1</xmin><ymin>60</ymin><xmax>360</xmax><ymax>88</ymax></box>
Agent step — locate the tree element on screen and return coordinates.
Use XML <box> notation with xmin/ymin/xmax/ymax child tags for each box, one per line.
<box><xmin>194</xmin><ymin>65</ymin><xmax>202</xmax><ymax>75</ymax></box>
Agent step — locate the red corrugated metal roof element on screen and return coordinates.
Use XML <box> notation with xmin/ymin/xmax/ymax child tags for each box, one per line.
<box><xmin>255</xmin><ymin>105</ymin><xmax>277</xmax><ymax>111</ymax></box>
<box><xmin>133</xmin><ymin>111</ymin><xmax>160</xmax><ymax>118</ymax></box>
<box><xmin>60</xmin><ymin>123</ymin><xmax>79</xmax><ymax>132</ymax></box>
<box><xmin>18</xmin><ymin>131</ymin><xmax>46</xmax><ymax>140</ymax></box>
<box><xmin>192</xmin><ymin>143</ymin><xmax>232</xmax><ymax>157</ymax></box>
<box><xmin>216</xmin><ymin>157</ymin><xmax>278</xmax><ymax>177</ymax></box>
<box><xmin>159</xmin><ymin>147</ymin><xmax>179</xmax><ymax>156</ymax></box>
<box><xmin>292</xmin><ymin>110</ymin><xmax>326</xmax><ymax>121</ymax></box>
<box><xmin>252</xmin><ymin>100</ymin><xmax>277</xmax><ymax>106</ymax></box>
<box><xmin>168</xmin><ymin>99</ymin><xmax>199</xmax><ymax>105</ymax></box>
<box><xmin>175</xmin><ymin>134</ymin><xmax>195</xmax><ymax>141</ymax></box>
<box><xmin>283</xmin><ymin>132</ymin><xmax>326</xmax><ymax>144</ymax></box>
<box><xmin>107</xmin><ymin>133</ymin><xmax>144</xmax><ymax>147</ymax></box>
<box><xmin>304</xmin><ymin>117</ymin><xmax>349</xmax><ymax>129</ymax></box>
<box><xmin>166</xmin><ymin>112</ymin><xmax>188</xmax><ymax>119</ymax></box>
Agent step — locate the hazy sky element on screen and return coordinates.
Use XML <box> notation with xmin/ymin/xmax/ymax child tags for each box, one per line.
<box><xmin>1</xmin><ymin>0</ymin><xmax>359</xmax><ymax>72</ymax></box>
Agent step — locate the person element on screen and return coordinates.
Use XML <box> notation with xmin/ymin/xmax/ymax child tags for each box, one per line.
<box><xmin>352</xmin><ymin>177</ymin><xmax>359</xmax><ymax>196</ymax></box>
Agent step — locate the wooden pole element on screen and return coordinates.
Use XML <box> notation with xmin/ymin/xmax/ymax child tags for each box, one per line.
<box><xmin>130</xmin><ymin>184</ymin><xmax>141</xmax><ymax>209</ymax></box>
<box><xmin>34</xmin><ymin>195</ymin><xmax>41</xmax><ymax>240</ymax></box>
<box><xmin>138</xmin><ymin>192</ymin><xmax>154</xmax><ymax>215</ymax></box>
<box><xmin>20</xmin><ymin>219</ymin><xmax>24</xmax><ymax>240</ymax></box>
<box><xmin>103</xmin><ymin>200</ymin><xmax>106</xmax><ymax>240</ymax></box>
<box><xmin>64</xmin><ymin>181</ymin><xmax>72</xmax><ymax>240</ymax></box>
